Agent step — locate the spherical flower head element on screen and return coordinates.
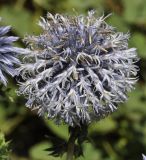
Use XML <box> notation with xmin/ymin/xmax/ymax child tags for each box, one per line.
<box><xmin>0</xmin><ymin>18</ymin><xmax>24</xmax><ymax>86</ymax></box>
<box><xmin>17</xmin><ymin>11</ymin><xmax>139</xmax><ymax>126</ymax></box>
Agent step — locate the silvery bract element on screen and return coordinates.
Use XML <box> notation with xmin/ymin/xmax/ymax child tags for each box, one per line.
<box><xmin>0</xmin><ymin>18</ymin><xmax>23</xmax><ymax>86</ymax></box>
<box><xmin>17</xmin><ymin>11</ymin><xmax>139</xmax><ymax>126</ymax></box>
<box><xmin>143</xmin><ymin>154</ymin><xmax>146</xmax><ymax>160</ymax></box>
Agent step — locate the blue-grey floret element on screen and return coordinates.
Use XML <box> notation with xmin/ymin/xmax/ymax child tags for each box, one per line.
<box><xmin>0</xmin><ymin>18</ymin><xmax>25</xmax><ymax>85</ymax></box>
<box><xmin>17</xmin><ymin>11</ymin><xmax>139</xmax><ymax>126</ymax></box>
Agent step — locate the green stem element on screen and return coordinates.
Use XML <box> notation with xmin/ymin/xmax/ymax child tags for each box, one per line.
<box><xmin>66</xmin><ymin>127</ymin><xmax>79</xmax><ymax>160</ymax></box>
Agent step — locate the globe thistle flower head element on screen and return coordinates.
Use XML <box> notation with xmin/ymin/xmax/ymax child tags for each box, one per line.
<box><xmin>17</xmin><ymin>11</ymin><xmax>139</xmax><ymax>126</ymax></box>
<box><xmin>0</xmin><ymin>18</ymin><xmax>23</xmax><ymax>86</ymax></box>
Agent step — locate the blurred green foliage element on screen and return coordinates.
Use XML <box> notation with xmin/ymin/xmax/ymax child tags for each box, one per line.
<box><xmin>0</xmin><ymin>0</ymin><xmax>146</xmax><ymax>160</ymax></box>
<box><xmin>0</xmin><ymin>132</ymin><xmax>9</xmax><ymax>160</ymax></box>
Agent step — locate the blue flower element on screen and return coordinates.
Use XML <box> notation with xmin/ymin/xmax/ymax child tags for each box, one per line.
<box><xmin>17</xmin><ymin>11</ymin><xmax>139</xmax><ymax>126</ymax></box>
<box><xmin>0</xmin><ymin>18</ymin><xmax>24</xmax><ymax>86</ymax></box>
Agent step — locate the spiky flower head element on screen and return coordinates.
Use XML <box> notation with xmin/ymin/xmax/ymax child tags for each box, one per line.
<box><xmin>0</xmin><ymin>18</ymin><xmax>23</xmax><ymax>86</ymax></box>
<box><xmin>17</xmin><ymin>11</ymin><xmax>139</xmax><ymax>126</ymax></box>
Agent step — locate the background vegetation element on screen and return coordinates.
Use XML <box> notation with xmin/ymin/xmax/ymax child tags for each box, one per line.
<box><xmin>0</xmin><ymin>0</ymin><xmax>146</xmax><ymax>160</ymax></box>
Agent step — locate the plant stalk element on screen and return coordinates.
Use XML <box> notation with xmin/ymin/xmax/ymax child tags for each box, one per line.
<box><xmin>66</xmin><ymin>127</ymin><xmax>79</xmax><ymax>160</ymax></box>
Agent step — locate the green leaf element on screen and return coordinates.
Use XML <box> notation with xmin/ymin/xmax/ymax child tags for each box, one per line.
<box><xmin>30</xmin><ymin>141</ymin><xmax>66</xmax><ymax>160</ymax></box>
